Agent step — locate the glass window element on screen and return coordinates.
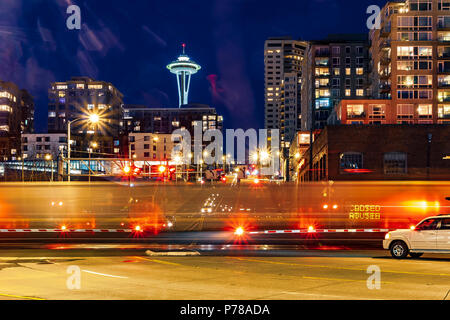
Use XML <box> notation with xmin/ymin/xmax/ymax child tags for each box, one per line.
<box><xmin>384</xmin><ymin>152</ymin><xmax>407</xmax><ymax>174</ymax></box>
<box><xmin>416</xmin><ymin>219</ymin><xmax>439</xmax><ymax>231</ymax></box>
<box><xmin>441</xmin><ymin>218</ymin><xmax>450</xmax><ymax>230</ymax></box>
<box><xmin>438</xmin><ymin>104</ymin><xmax>450</xmax><ymax>118</ymax></box>
<box><xmin>340</xmin><ymin>152</ymin><xmax>363</xmax><ymax>170</ymax></box>
<box><xmin>347</xmin><ymin>104</ymin><xmax>365</xmax><ymax>118</ymax></box>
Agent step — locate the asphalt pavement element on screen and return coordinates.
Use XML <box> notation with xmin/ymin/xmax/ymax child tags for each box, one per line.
<box><xmin>0</xmin><ymin>245</ymin><xmax>449</xmax><ymax>300</ymax></box>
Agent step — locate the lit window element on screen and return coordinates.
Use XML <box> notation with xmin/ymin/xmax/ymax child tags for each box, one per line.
<box><xmin>345</xmin><ymin>89</ymin><xmax>351</xmax><ymax>96</ymax></box>
<box><xmin>356</xmin><ymin>68</ymin><xmax>364</xmax><ymax>75</ymax></box>
<box><xmin>88</xmin><ymin>84</ymin><xmax>103</xmax><ymax>90</ymax></box>
<box><xmin>0</xmin><ymin>105</ymin><xmax>12</xmax><ymax>113</ymax></box>
<box><xmin>346</xmin><ymin>68</ymin><xmax>351</xmax><ymax>75</ymax></box>
<box><xmin>340</xmin><ymin>152</ymin><xmax>363</xmax><ymax>171</ymax></box>
<box><xmin>356</xmin><ymin>89</ymin><xmax>364</xmax><ymax>96</ymax></box>
<box><xmin>347</xmin><ymin>104</ymin><xmax>364</xmax><ymax>118</ymax></box>
<box><xmin>418</xmin><ymin>104</ymin><xmax>433</xmax><ymax>118</ymax></box>
<box><xmin>438</xmin><ymin>104</ymin><xmax>450</xmax><ymax>118</ymax></box>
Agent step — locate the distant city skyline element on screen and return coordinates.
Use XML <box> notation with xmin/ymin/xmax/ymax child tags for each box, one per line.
<box><xmin>0</xmin><ymin>0</ymin><xmax>387</xmax><ymax>133</ymax></box>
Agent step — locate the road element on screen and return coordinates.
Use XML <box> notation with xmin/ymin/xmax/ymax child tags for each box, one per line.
<box><xmin>0</xmin><ymin>245</ymin><xmax>449</xmax><ymax>300</ymax></box>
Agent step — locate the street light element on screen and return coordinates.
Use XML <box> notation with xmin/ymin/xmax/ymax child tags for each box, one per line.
<box><xmin>67</xmin><ymin>113</ymin><xmax>101</xmax><ymax>182</ymax></box>
<box><xmin>45</xmin><ymin>154</ymin><xmax>53</xmax><ymax>182</ymax></box>
<box><xmin>88</xmin><ymin>141</ymin><xmax>98</xmax><ymax>183</ymax></box>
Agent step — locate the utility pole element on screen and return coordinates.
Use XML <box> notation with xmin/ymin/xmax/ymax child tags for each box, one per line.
<box><xmin>309</xmin><ymin>99</ymin><xmax>315</xmax><ymax>182</ymax></box>
<box><xmin>427</xmin><ymin>133</ymin><xmax>432</xmax><ymax>179</ymax></box>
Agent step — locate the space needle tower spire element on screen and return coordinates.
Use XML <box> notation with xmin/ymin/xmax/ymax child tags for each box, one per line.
<box><xmin>167</xmin><ymin>43</ymin><xmax>202</xmax><ymax>107</ymax></box>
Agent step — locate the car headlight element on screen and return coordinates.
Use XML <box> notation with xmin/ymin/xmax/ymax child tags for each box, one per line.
<box><xmin>385</xmin><ymin>233</ymin><xmax>391</xmax><ymax>240</ymax></box>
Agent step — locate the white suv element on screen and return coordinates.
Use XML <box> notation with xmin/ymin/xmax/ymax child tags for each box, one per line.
<box><xmin>383</xmin><ymin>215</ymin><xmax>450</xmax><ymax>259</ymax></box>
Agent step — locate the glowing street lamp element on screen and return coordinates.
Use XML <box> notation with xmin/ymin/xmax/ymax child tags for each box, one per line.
<box><xmin>89</xmin><ymin>113</ymin><xmax>100</xmax><ymax>124</ymax></box>
<box><xmin>88</xmin><ymin>141</ymin><xmax>98</xmax><ymax>183</ymax></box>
<box><xmin>67</xmin><ymin>113</ymin><xmax>101</xmax><ymax>182</ymax></box>
<box><xmin>260</xmin><ymin>150</ymin><xmax>270</xmax><ymax>162</ymax></box>
<box><xmin>44</xmin><ymin>154</ymin><xmax>53</xmax><ymax>182</ymax></box>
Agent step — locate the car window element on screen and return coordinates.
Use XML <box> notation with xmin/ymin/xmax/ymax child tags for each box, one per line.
<box><xmin>440</xmin><ymin>219</ymin><xmax>450</xmax><ymax>230</ymax></box>
<box><xmin>416</xmin><ymin>219</ymin><xmax>439</xmax><ymax>231</ymax></box>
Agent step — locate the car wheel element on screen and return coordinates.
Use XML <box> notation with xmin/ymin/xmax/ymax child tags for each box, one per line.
<box><xmin>409</xmin><ymin>252</ymin><xmax>423</xmax><ymax>259</ymax></box>
<box><xmin>390</xmin><ymin>241</ymin><xmax>409</xmax><ymax>259</ymax></box>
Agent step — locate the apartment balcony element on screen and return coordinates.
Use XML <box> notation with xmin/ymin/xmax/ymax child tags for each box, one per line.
<box><xmin>438</xmin><ymin>52</ymin><xmax>450</xmax><ymax>60</ymax></box>
<box><xmin>438</xmin><ymin>95</ymin><xmax>450</xmax><ymax>102</ymax></box>
<box><xmin>379</xmin><ymin>55</ymin><xmax>391</xmax><ymax>65</ymax></box>
<box><xmin>379</xmin><ymin>72</ymin><xmax>391</xmax><ymax>80</ymax></box>
<box><xmin>438</xmin><ymin>68</ymin><xmax>450</xmax><ymax>74</ymax></box>
<box><xmin>347</xmin><ymin>112</ymin><xmax>366</xmax><ymax>119</ymax></box>
<box><xmin>315</xmin><ymin>51</ymin><xmax>330</xmax><ymax>57</ymax></box>
<box><xmin>380</xmin><ymin>26</ymin><xmax>391</xmax><ymax>38</ymax></box>
<box><xmin>379</xmin><ymin>83</ymin><xmax>391</xmax><ymax>93</ymax></box>
<box><xmin>438</xmin><ymin>82</ymin><xmax>450</xmax><ymax>88</ymax></box>
<box><xmin>438</xmin><ymin>37</ymin><xmax>450</xmax><ymax>43</ymax></box>
<box><xmin>437</xmin><ymin>22</ymin><xmax>450</xmax><ymax>31</ymax></box>
<box><xmin>380</xmin><ymin>39</ymin><xmax>391</xmax><ymax>50</ymax></box>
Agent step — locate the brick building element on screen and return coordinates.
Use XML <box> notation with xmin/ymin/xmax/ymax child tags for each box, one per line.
<box><xmin>295</xmin><ymin>125</ymin><xmax>450</xmax><ymax>181</ymax></box>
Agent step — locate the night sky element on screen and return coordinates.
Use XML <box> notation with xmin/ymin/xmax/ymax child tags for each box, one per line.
<box><xmin>0</xmin><ymin>0</ymin><xmax>387</xmax><ymax>133</ymax></box>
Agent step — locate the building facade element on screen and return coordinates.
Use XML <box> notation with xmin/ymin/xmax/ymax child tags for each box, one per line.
<box><xmin>48</xmin><ymin>77</ymin><xmax>124</xmax><ymax>157</ymax></box>
<box><xmin>0</xmin><ymin>81</ymin><xmax>34</xmax><ymax>160</ymax></box>
<box><xmin>370</xmin><ymin>0</ymin><xmax>450</xmax><ymax>124</ymax></box>
<box><xmin>264</xmin><ymin>37</ymin><xmax>307</xmax><ymax>149</ymax></box>
<box><xmin>21</xmin><ymin>133</ymin><xmax>67</xmax><ymax>160</ymax></box>
<box><xmin>301</xmin><ymin>34</ymin><xmax>371</xmax><ymax>131</ymax></box>
<box><xmin>129</xmin><ymin>133</ymin><xmax>176</xmax><ymax>161</ymax></box>
<box><xmin>122</xmin><ymin>103</ymin><xmax>223</xmax><ymax>136</ymax></box>
<box><xmin>295</xmin><ymin>125</ymin><xmax>450</xmax><ymax>182</ymax></box>
<box><xmin>329</xmin><ymin>99</ymin><xmax>394</xmax><ymax>124</ymax></box>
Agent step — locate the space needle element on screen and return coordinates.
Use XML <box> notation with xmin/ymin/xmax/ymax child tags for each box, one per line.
<box><xmin>167</xmin><ymin>44</ymin><xmax>202</xmax><ymax>107</ymax></box>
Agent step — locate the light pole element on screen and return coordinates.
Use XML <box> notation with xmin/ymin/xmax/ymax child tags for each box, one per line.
<box><xmin>67</xmin><ymin>114</ymin><xmax>100</xmax><ymax>182</ymax></box>
<box><xmin>45</xmin><ymin>154</ymin><xmax>53</xmax><ymax>182</ymax></box>
<box><xmin>88</xmin><ymin>141</ymin><xmax>98</xmax><ymax>183</ymax></box>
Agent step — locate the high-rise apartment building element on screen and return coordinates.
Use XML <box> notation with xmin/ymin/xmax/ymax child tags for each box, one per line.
<box><xmin>48</xmin><ymin>77</ymin><xmax>123</xmax><ymax>134</ymax></box>
<box><xmin>48</xmin><ymin>77</ymin><xmax>124</xmax><ymax>156</ymax></box>
<box><xmin>301</xmin><ymin>34</ymin><xmax>370</xmax><ymax>131</ymax></box>
<box><xmin>0</xmin><ymin>80</ymin><xmax>34</xmax><ymax>160</ymax></box>
<box><xmin>370</xmin><ymin>0</ymin><xmax>450</xmax><ymax>124</ymax></box>
<box><xmin>264</xmin><ymin>37</ymin><xmax>307</xmax><ymax>148</ymax></box>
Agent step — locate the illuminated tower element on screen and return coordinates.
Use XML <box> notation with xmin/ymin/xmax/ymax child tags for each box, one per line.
<box><xmin>167</xmin><ymin>44</ymin><xmax>201</xmax><ymax>107</ymax></box>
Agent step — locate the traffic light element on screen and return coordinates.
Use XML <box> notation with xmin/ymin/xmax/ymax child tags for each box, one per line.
<box><xmin>123</xmin><ymin>165</ymin><xmax>141</xmax><ymax>176</ymax></box>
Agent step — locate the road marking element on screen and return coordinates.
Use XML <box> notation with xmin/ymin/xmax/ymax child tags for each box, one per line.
<box><xmin>231</xmin><ymin>257</ymin><xmax>450</xmax><ymax>277</ymax></box>
<box><xmin>280</xmin><ymin>291</ymin><xmax>373</xmax><ymax>300</ymax></box>
<box><xmin>133</xmin><ymin>256</ymin><xmax>184</xmax><ymax>266</ymax></box>
<box><xmin>145</xmin><ymin>250</ymin><xmax>200</xmax><ymax>256</ymax></box>
<box><xmin>82</xmin><ymin>270</ymin><xmax>128</xmax><ymax>279</ymax></box>
<box><xmin>301</xmin><ymin>275</ymin><xmax>393</xmax><ymax>284</ymax></box>
<box><xmin>0</xmin><ymin>293</ymin><xmax>45</xmax><ymax>300</ymax></box>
